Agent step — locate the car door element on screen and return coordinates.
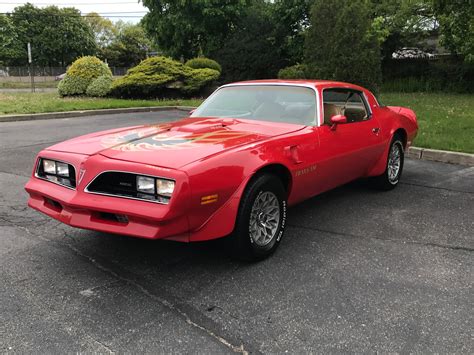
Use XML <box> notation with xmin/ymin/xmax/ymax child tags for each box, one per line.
<box><xmin>315</xmin><ymin>88</ymin><xmax>384</xmax><ymax>192</ymax></box>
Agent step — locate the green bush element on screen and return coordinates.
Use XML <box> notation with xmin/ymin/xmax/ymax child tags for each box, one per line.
<box><xmin>111</xmin><ymin>56</ymin><xmax>220</xmax><ymax>98</ymax></box>
<box><xmin>278</xmin><ymin>64</ymin><xmax>309</xmax><ymax>79</ymax></box>
<box><xmin>59</xmin><ymin>56</ymin><xmax>112</xmax><ymax>96</ymax></box>
<box><xmin>67</xmin><ymin>56</ymin><xmax>112</xmax><ymax>80</ymax></box>
<box><xmin>58</xmin><ymin>75</ymin><xmax>90</xmax><ymax>96</ymax></box>
<box><xmin>86</xmin><ymin>75</ymin><xmax>113</xmax><ymax>97</ymax></box>
<box><xmin>185</xmin><ymin>57</ymin><xmax>222</xmax><ymax>73</ymax></box>
<box><xmin>182</xmin><ymin>68</ymin><xmax>220</xmax><ymax>93</ymax></box>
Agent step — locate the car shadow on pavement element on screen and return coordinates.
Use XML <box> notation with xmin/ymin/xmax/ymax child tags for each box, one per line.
<box><xmin>62</xmin><ymin>178</ymin><xmax>374</xmax><ymax>271</ymax></box>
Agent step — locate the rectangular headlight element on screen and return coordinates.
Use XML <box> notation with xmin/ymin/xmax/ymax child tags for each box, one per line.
<box><xmin>43</xmin><ymin>159</ymin><xmax>56</xmax><ymax>174</ymax></box>
<box><xmin>156</xmin><ymin>179</ymin><xmax>175</xmax><ymax>196</ymax></box>
<box><xmin>137</xmin><ymin>176</ymin><xmax>155</xmax><ymax>194</ymax></box>
<box><xmin>56</xmin><ymin>162</ymin><xmax>69</xmax><ymax>177</ymax></box>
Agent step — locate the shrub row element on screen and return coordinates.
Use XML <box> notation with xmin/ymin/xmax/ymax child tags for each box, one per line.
<box><xmin>110</xmin><ymin>56</ymin><xmax>220</xmax><ymax>99</ymax></box>
<box><xmin>382</xmin><ymin>57</ymin><xmax>474</xmax><ymax>93</ymax></box>
<box><xmin>277</xmin><ymin>57</ymin><xmax>473</xmax><ymax>93</ymax></box>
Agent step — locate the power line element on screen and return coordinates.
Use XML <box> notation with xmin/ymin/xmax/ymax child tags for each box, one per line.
<box><xmin>0</xmin><ymin>12</ymin><xmax>146</xmax><ymax>18</ymax></box>
<box><xmin>0</xmin><ymin>10</ymin><xmax>147</xmax><ymax>13</ymax></box>
<box><xmin>0</xmin><ymin>12</ymin><xmax>146</xmax><ymax>17</ymax></box>
<box><xmin>81</xmin><ymin>11</ymin><xmax>148</xmax><ymax>14</ymax></box>
<box><xmin>0</xmin><ymin>1</ymin><xmax>140</xmax><ymax>4</ymax></box>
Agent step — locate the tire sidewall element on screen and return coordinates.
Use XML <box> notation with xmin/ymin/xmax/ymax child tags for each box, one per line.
<box><xmin>235</xmin><ymin>175</ymin><xmax>287</xmax><ymax>259</ymax></box>
<box><xmin>387</xmin><ymin>138</ymin><xmax>404</xmax><ymax>186</ymax></box>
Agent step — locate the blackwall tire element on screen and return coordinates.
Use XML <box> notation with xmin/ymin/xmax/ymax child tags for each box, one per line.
<box><xmin>372</xmin><ymin>135</ymin><xmax>405</xmax><ymax>190</ymax></box>
<box><xmin>229</xmin><ymin>174</ymin><xmax>287</xmax><ymax>261</ymax></box>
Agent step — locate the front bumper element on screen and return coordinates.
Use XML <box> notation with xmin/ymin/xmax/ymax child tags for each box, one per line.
<box><xmin>25</xmin><ymin>151</ymin><xmax>191</xmax><ymax>240</ymax></box>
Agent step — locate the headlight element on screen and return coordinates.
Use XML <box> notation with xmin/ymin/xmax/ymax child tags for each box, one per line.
<box><xmin>156</xmin><ymin>179</ymin><xmax>175</xmax><ymax>196</ymax></box>
<box><xmin>137</xmin><ymin>176</ymin><xmax>155</xmax><ymax>194</ymax></box>
<box><xmin>135</xmin><ymin>175</ymin><xmax>175</xmax><ymax>201</ymax></box>
<box><xmin>56</xmin><ymin>162</ymin><xmax>70</xmax><ymax>177</ymax></box>
<box><xmin>37</xmin><ymin>158</ymin><xmax>76</xmax><ymax>189</ymax></box>
<box><xmin>43</xmin><ymin>159</ymin><xmax>56</xmax><ymax>174</ymax></box>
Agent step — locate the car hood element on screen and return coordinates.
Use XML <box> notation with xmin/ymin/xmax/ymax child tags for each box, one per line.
<box><xmin>47</xmin><ymin>117</ymin><xmax>305</xmax><ymax>169</ymax></box>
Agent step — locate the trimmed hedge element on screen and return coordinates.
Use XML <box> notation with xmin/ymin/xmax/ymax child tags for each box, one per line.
<box><xmin>67</xmin><ymin>56</ymin><xmax>112</xmax><ymax>80</ymax></box>
<box><xmin>110</xmin><ymin>56</ymin><xmax>220</xmax><ymax>98</ymax></box>
<box><xmin>59</xmin><ymin>56</ymin><xmax>112</xmax><ymax>97</ymax></box>
<box><xmin>86</xmin><ymin>75</ymin><xmax>113</xmax><ymax>97</ymax></box>
<box><xmin>58</xmin><ymin>75</ymin><xmax>90</xmax><ymax>96</ymax></box>
<box><xmin>185</xmin><ymin>57</ymin><xmax>222</xmax><ymax>73</ymax></box>
<box><xmin>278</xmin><ymin>64</ymin><xmax>310</xmax><ymax>79</ymax></box>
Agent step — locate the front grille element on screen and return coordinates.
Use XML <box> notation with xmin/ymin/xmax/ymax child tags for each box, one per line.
<box><xmin>86</xmin><ymin>171</ymin><xmax>171</xmax><ymax>204</ymax></box>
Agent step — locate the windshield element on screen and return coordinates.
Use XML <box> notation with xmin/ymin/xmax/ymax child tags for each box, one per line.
<box><xmin>191</xmin><ymin>85</ymin><xmax>317</xmax><ymax>126</ymax></box>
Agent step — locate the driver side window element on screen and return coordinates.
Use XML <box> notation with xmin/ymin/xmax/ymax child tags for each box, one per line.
<box><xmin>323</xmin><ymin>89</ymin><xmax>369</xmax><ymax>125</ymax></box>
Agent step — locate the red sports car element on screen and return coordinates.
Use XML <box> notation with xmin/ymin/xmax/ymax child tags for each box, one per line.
<box><xmin>25</xmin><ymin>80</ymin><xmax>418</xmax><ymax>260</ymax></box>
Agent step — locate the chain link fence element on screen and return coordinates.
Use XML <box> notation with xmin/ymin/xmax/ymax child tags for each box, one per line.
<box><xmin>0</xmin><ymin>66</ymin><xmax>130</xmax><ymax>82</ymax></box>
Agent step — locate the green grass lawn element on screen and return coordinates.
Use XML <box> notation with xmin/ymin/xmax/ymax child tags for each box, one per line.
<box><xmin>0</xmin><ymin>91</ymin><xmax>472</xmax><ymax>153</ymax></box>
<box><xmin>380</xmin><ymin>92</ymin><xmax>474</xmax><ymax>154</ymax></box>
<box><xmin>0</xmin><ymin>92</ymin><xmax>202</xmax><ymax>116</ymax></box>
<box><xmin>0</xmin><ymin>81</ymin><xmax>58</xmax><ymax>89</ymax></box>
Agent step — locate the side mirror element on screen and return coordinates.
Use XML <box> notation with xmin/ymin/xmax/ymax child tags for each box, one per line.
<box><xmin>330</xmin><ymin>114</ymin><xmax>347</xmax><ymax>130</ymax></box>
<box><xmin>189</xmin><ymin>109</ymin><xmax>196</xmax><ymax>116</ymax></box>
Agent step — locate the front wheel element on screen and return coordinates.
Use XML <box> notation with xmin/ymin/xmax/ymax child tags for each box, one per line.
<box><xmin>372</xmin><ymin>136</ymin><xmax>405</xmax><ymax>190</ymax></box>
<box><xmin>229</xmin><ymin>174</ymin><xmax>287</xmax><ymax>261</ymax></box>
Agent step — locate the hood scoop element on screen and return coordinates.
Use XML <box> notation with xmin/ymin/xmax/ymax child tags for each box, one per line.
<box><xmin>170</xmin><ymin>118</ymin><xmax>237</xmax><ymax>133</ymax></box>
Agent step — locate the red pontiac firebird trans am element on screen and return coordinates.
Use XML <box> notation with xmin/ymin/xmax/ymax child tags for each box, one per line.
<box><xmin>25</xmin><ymin>80</ymin><xmax>418</xmax><ymax>260</ymax></box>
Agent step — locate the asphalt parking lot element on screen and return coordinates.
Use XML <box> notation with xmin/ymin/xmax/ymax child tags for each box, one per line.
<box><xmin>1</xmin><ymin>111</ymin><xmax>473</xmax><ymax>353</ymax></box>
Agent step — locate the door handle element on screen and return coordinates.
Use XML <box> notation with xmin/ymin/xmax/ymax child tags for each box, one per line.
<box><xmin>372</xmin><ymin>128</ymin><xmax>380</xmax><ymax>135</ymax></box>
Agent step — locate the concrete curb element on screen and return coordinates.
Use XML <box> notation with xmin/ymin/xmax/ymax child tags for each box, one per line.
<box><xmin>407</xmin><ymin>147</ymin><xmax>474</xmax><ymax>166</ymax></box>
<box><xmin>0</xmin><ymin>106</ymin><xmax>195</xmax><ymax>123</ymax></box>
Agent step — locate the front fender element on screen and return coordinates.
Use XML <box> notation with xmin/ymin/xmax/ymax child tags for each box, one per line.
<box><xmin>185</xmin><ymin>142</ymin><xmax>295</xmax><ymax>241</ymax></box>
<box><xmin>188</xmin><ymin>173</ymin><xmax>252</xmax><ymax>242</ymax></box>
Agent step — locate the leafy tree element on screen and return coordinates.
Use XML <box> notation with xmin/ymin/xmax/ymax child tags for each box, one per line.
<box><xmin>433</xmin><ymin>0</ymin><xmax>474</xmax><ymax>63</ymax></box>
<box><xmin>142</xmin><ymin>0</ymin><xmax>249</xmax><ymax>59</ymax></box>
<box><xmin>84</xmin><ymin>12</ymin><xmax>117</xmax><ymax>49</ymax></box>
<box><xmin>304</xmin><ymin>0</ymin><xmax>382</xmax><ymax>91</ymax></box>
<box><xmin>270</xmin><ymin>0</ymin><xmax>311</xmax><ymax>65</ymax></box>
<box><xmin>369</xmin><ymin>0</ymin><xmax>435</xmax><ymax>61</ymax></box>
<box><xmin>9</xmin><ymin>4</ymin><xmax>97</xmax><ymax>66</ymax></box>
<box><xmin>0</xmin><ymin>14</ymin><xmax>23</xmax><ymax>65</ymax></box>
<box><xmin>101</xmin><ymin>22</ymin><xmax>153</xmax><ymax>67</ymax></box>
<box><xmin>212</xmin><ymin>2</ymin><xmax>285</xmax><ymax>82</ymax></box>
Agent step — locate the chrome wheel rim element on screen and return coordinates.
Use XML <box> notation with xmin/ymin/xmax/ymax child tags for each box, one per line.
<box><xmin>388</xmin><ymin>142</ymin><xmax>402</xmax><ymax>183</ymax></box>
<box><xmin>249</xmin><ymin>191</ymin><xmax>280</xmax><ymax>246</ymax></box>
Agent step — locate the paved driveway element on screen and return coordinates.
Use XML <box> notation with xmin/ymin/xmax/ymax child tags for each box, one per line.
<box><xmin>1</xmin><ymin>111</ymin><xmax>473</xmax><ymax>353</ymax></box>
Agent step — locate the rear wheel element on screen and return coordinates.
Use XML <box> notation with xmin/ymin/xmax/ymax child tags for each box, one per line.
<box><xmin>229</xmin><ymin>174</ymin><xmax>287</xmax><ymax>261</ymax></box>
<box><xmin>372</xmin><ymin>135</ymin><xmax>404</xmax><ymax>190</ymax></box>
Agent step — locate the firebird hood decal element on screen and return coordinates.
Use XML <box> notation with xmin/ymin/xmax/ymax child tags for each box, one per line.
<box><xmin>101</xmin><ymin>127</ymin><xmax>252</xmax><ymax>152</ymax></box>
<box><xmin>46</xmin><ymin>117</ymin><xmax>305</xmax><ymax>169</ymax></box>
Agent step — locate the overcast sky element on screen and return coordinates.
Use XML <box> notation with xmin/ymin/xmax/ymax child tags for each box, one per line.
<box><xmin>0</xmin><ymin>0</ymin><xmax>148</xmax><ymax>23</ymax></box>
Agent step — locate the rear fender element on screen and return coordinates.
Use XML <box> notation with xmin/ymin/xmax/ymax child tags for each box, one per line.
<box><xmin>368</xmin><ymin>128</ymin><xmax>405</xmax><ymax>177</ymax></box>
